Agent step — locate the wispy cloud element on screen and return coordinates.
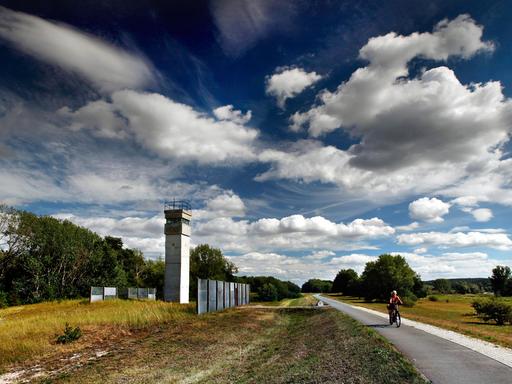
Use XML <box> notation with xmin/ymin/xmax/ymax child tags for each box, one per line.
<box><xmin>210</xmin><ymin>0</ymin><xmax>298</xmax><ymax>57</ymax></box>
<box><xmin>0</xmin><ymin>6</ymin><xmax>156</xmax><ymax>92</ymax></box>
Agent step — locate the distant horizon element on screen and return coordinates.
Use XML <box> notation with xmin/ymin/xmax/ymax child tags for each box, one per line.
<box><xmin>1</xmin><ymin>1</ymin><xmax>512</xmax><ymax>285</ymax></box>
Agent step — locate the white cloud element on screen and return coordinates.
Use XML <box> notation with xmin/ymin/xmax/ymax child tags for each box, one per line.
<box><xmin>257</xmin><ymin>140</ymin><xmax>463</xmax><ymax>201</ymax></box>
<box><xmin>58</xmin><ymin>101</ymin><xmax>127</xmax><ymax>139</ymax></box>
<box><xmin>194</xmin><ymin>214</ymin><xmax>394</xmax><ymax>253</ymax></box>
<box><xmin>0</xmin><ymin>6</ymin><xmax>155</xmax><ymax>92</ymax></box>
<box><xmin>451</xmin><ymin>195</ymin><xmax>494</xmax><ymax>222</ymax></box>
<box><xmin>63</xmin><ymin>90</ymin><xmax>260</xmax><ymax>164</ymax></box>
<box><xmin>414</xmin><ymin>247</ymin><xmax>428</xmax><ymax>254</ymax></box>
<box><xmin>266</xmin><ymin>67</ymin><xmax>322</xmax><ymax>108</ymax></box>
<box><xmin>409</xmin><ymin>197</ymin><xmax>451</xmax><ymax>223</ymax></box>
<box><xmin>390</xmin><ymin>251</ymin><xmax>503</xmax><ymax>279</ymax></box>
<box><xmin>213</xmin><ymin>105</ymin><xmax>252</xmax><ymax>124</ymax></box>
<box><xmin>229</xmin><ymin>252</ymin><xmax>337</xmax><ymax>284</ymax></box>
<box><xmin>292</xmin><ymin>14</ymin><xmax>495</xmax><ymax>139</ymax></box>
<box><xmin>304</xmin><ymin>250</ymin><xmax>335</xmax><ymax>260</ymax></box>
<box><xmin>258</xmin><ymin>15</ymin><xmax>512</xmax><ymax>208</ymax></box>
<box><xmin>0</xmin><ymin>167</ymin><xmax>67</xmax><ymax>205</ymax></box>
<box><xmin>451</xmin><ymin>196</ymin><xmax>479</xmax><ymax>207</ymax></box>
<box><xmin>66</xmin><ymin>173</ymin><xmax>161</xmax><ymax>204</ymax></box>
<box><xmin>396</xmin><ymin>222</ymin><xmax>419</xmax><ymax>231</ymax></box>
<box><xmin>397</xmin><ymin>230</ymin><xmax>512</xmax><ymax>250</ymax></box>
<box><xmin>470</xmin><ymin>208</ymin><xmax>493</xmax><ymax>222</ymax></box>
<box><xmin>193</xmin><ymin>193</ymin><xmax>247</xmax><ymax>220</ymax></box>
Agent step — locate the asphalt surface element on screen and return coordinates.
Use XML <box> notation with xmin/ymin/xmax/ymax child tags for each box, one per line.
<box><xmin>316</xmin><ymin>295</ymin><xmax>512</xmax><ymax>384</ymax></box>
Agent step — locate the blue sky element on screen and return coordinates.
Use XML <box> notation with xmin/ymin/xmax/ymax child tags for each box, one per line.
<box><xmin>1</xmin><ymin>1</ymin><xmax>512</xmax><ymax>284</ymax></box>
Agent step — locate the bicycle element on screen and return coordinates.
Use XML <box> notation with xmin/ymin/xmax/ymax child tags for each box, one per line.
<box><xmin>389</xmin><ymin>304</ymin><xmax>401</xmax><ymax>328</ymax></box>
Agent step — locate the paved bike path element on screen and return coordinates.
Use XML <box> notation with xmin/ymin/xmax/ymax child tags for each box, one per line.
<box><xmin>316</xmin><ymin>295</ymin><xmax>512</xmax><ymax>384</ymax></box>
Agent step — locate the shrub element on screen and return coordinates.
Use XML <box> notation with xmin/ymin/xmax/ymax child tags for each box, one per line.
<box><xmin>472</xmin><ymin>298</ymin><xmax>512</xmax><ymax>325</ymax></box>
<box><xmin>428</xmin><ymin>295</ymin><xmax>439</xmax><ymax>302</ymax></box>
<box><xmin>0</xmin><ymin>291</ymin><xmax>8</xmax><ymax>308</ymax></box>
<box><xmin>56</xmin><ymin>323</ymin><xmax>82</xmax><ymax>344</ymax></box>
<box><xmin>401</xmin><ymin>293</ymin><xmax>418</xmax><ymax>307</ymax></box>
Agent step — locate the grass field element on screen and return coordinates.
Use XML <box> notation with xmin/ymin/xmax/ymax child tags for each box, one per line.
<box><xmin>328</xmin><ymin>294</ymin><xmax>512</xmax><ymax>348</ymax></box>
<box><xmin>0</xmin><ymin>298</ymin><xmax>427</xmax><ymax>383</ymax></box>
<box><xmin>0</xmin><ymin>299</ymin><xmax>195</xmax><ymax>371</ymax></box>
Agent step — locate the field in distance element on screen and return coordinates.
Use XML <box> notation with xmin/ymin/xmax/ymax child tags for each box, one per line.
<box><xmin>0</xmin><ymin>297</ymin><xmax>426</xmax><ymax>384</ymax></box>
<box><xmin>328</xmin><ymin>294</ymin><xmax>512</xmax><ymax>348</ymax></box>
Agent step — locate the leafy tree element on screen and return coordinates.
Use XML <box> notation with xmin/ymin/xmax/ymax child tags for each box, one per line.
<box><xmin>189</xmin><ymin>244</ymin><xmax>238</xmax><ymax>298</ymax></box>
<box><xmin>0</xmin><ymin>206</ymin><xmax>151</xmax><ymax>305</ymax></box>
<box><xmin>140</xmin><ymin>258</ymin><xmax>165</xmax><ymax>299</ymax></box>
<box><xmin>360</xmin><ymin>254</ymin><xmax>420</xmax><ymax>303</ymax></box>
<box><xmin>490</xmin><ymin>265</ymin><xmax>511</xmax><ymax>296</ymax></box>
<box><xmin>301</xmin><ymin>279</ymin><xmax>332</xmax><ymax>293</ymax></box>
<box><xmin>237</xmin><ymin>276</ymin><xmax>301</xmax><ymax>301</ymax></box>
<box><xmin>259</xmin><ymin>283</ymin><xmax>278</xmax><ymax>301</ymax></box>
<box><xmin>453</xmin><ymin>281</ymin><xmax>481</xmax><ymax>294</ymax></box>
<box><xmin>332</xmin><ymin>269</ymin><xmax>359</xmax><ymax>295</ymax></box>
<box><xmin>432</xmin><ymin>278</ymin><xmax>452</xmax><ymax>294</ymax></box>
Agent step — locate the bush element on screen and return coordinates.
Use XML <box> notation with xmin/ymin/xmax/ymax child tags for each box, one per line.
<box><xmin>401</xmin><ymin>293</ymin><xmax>418</xmax><ymax>307</ymax></box>
<box><xmin>56</xmin><ymin>323</ymin><xmax>82</xmax><ymax>344</ymax></box>
<box><xmin>0</xmin><ymin>291</ymin><xmax>8</xmax><ymax>308</ymax></box>
<box><xmin>428</xmin><ymin>295</ymin><xmax>439</xmax><ymax>302</ymax></box>
<box><xmin>472</xmin><ymin>298</ymin><xmax>512</xmax><ymax>325</ymax></box>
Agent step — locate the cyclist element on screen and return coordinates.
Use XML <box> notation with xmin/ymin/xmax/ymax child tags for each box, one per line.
<box><xmin>388</xmin><ymin>290</ymin><xmax>403</xmax><ymax>318</ymax></box>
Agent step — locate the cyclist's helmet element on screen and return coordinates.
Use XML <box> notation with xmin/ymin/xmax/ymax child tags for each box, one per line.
<box><xmin>391</xmin><ymin>290</ymin><xmax>397</xmax><ymax>295</ymax></box>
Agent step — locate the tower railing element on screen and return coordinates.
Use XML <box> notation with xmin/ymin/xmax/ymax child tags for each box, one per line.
<box><xmin>164</xmin><ymin>199</ymin><xmax>191</xmax><ymax>211</ymax></box>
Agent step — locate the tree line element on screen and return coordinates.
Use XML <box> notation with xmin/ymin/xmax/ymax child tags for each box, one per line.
<box><xmin>0</xmin><ymin>206</ymin><xmax>164</xmax><ymax>307</ymax></box>
<box><xmin>302</xmin><ymin>254</ymin><xmax>427</xmax><ymax>305</ymax></box>
<box><xmin>0</xmin><ymin>206</ymin><xmax>300</xmax><ymax>307</ymax></box>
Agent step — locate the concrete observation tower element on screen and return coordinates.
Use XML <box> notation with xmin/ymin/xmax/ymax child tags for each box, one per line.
<box><xmin>164</xmin><ymin>200</ymin><xmax>192</xmax><ymax>303</ymax></box>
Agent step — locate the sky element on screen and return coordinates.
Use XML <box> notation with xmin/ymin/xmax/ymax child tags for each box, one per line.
<box><xmin>1</xmin><ymin>0</ymin><xmax>512</xmax><ymax>285</ymax></box>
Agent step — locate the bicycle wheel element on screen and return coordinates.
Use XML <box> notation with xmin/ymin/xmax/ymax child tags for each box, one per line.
<box><xmin>389</xmin><ymin>313</ymin><xmax>393</xmax><ymax>325</ymax></box>
<box><xmin>395</xmin><ymin>311</ymin><xmax>401</xmax><ymax>328</ymax></box>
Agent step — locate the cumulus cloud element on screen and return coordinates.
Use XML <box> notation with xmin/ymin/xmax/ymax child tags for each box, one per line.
<box><xmin>62</xmin><ymin>90</ymin><xmax>259</xmax><ymax>164</ymax></box>
<box><xmin>194</xmin><ymin>214</ymin><xmax>394</xmax><ymax>252</ymax></box>
<box><xmin>257</xmin><ymin>140</ymin><xmax>463</xmax><ymax>201</ymax></box>
<box><xmin>409</xmin><ymin>197</ymin><xmax>451</xmax><ymax>223</ymax></box>
<box><xmin>193</xmin><ymin>192</ymin><xmax>247</xmax><ymax>220</ymax></box>
<box><xmin>470</xmin><ymin>208</ymin><xmax>493</xmax><ymax>222</ymax></box>
<box><xmin>450</xmin><ymin>195</ymin><xmax>494</xmax><ymax>222</ymax></box>
<box><xmin>266</xmin><ymin>67</ymin><xmax>322</xmax><ymax>108</ymax></box>
<box><xmin>0</xmin><ymin>6</ymin><xmax>155</xmax><ymax>92</ymax></box>
<box><xmin>258</xmin><ymin>15</ymin><xmax>512</xmax><ymax>208</ymax></box>
<box><xmin>397</xmin><ymin>230</ymin><xmax>512</xmax><ymax>250</ymax></box>
<box><xmin>213</xmin><ymin>105</ymin><xmax>252</xmax><ymax>124</ymax></box>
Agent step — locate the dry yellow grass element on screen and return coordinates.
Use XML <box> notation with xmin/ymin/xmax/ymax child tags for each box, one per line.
<box><xmin>0</xmin><ymin>299</ymin><xmax>195</xmax><ymax>370</ymax></box>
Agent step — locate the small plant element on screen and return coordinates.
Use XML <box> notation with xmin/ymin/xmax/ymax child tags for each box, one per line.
<box><xmin>428</xmin><ymin>295</ymin><xmax>439</xmax><ymax>302</ymax></box>
<box><xmin>472</xmin><ymin>298</ymin><xmax>512</xmax><ymax>325</ymax></box>
<box><xmin>56</xmin><ymin>323</ymin><xmax>82</xmax><ymax>344</ymax></box>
